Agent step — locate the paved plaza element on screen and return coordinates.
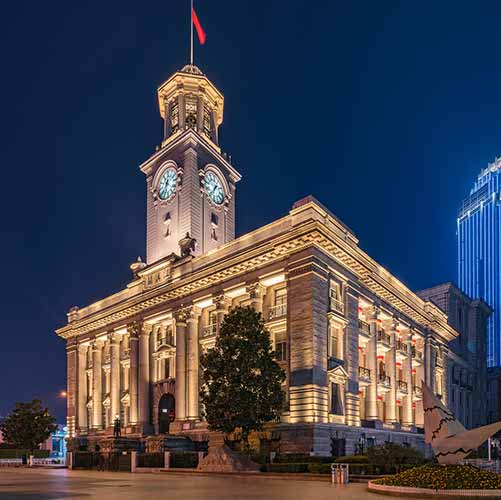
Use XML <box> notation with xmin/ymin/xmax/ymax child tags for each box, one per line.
<box><xmin>0</xmin><ymin>468</ymin><xmax>377</xmax><ymax>499</ymax></box>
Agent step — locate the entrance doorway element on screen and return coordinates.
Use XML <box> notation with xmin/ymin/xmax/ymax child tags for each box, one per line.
<box><xmin>158</xmin><ymin>393</ymin><xmax>175</xmax><ymax>434</ymax></box>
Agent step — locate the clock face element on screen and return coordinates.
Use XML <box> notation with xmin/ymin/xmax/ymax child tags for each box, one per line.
<box><xmin>205</xmin><ymin>171</ymin><xmax>224</xmax><ymax>205</ymax></box>
<box><xmin>158</xmin><ymin>168</ymin><xmax>177</xmax><ymax>200</ymax></box>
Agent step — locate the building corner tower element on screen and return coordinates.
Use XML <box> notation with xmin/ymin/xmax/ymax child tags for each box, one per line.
<box><xmin>140</xmin><ymin>64</ymin><xmax>242</xmax><ymax>265</ymax></box>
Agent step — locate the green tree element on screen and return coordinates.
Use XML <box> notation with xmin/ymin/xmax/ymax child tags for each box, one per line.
<box><xmin>0</xmin><ymin>400</ymin><xmax>57</xmax><ymax>453</ymax></box>
<box><xmin>200</xmin><ymin>306</ymin><xmax>285</xmax><ymax>450</ymax></box>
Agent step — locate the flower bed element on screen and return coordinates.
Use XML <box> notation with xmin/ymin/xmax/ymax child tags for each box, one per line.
<box><xmin>374</xmin><ymin>464</ymin><xmax>501</xmax><ymax>490</ymax></box>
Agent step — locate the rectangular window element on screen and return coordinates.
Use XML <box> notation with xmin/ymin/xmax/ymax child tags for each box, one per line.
<box><xmin>329</xmin><ymin>326</ymin><xmax>342</xmax><ymax>359</ymax></box>
<box><xmin>329</xmin><ymin>281</ymin><xmax>344</xmax><ymax>313</ymax></box>
<box><xmin>274</xmin><ymin>288</ymin><xmax>287</xmax><ymax>306</ymax></box>
<box><xmin>331</xmin><ymin>382</ymin><xmax>341</xmax><ymax>414</ymax></box>
<box><xmin>203</xmin><ymin>106</ymin><xmax>211</xmax><ymax>136</ymax></box>
<box><xmin>275</xmin><ymin>341</ymin><xmax>287</xmax><ymax>362</ymax></box>
<box><xmin>170</xmin><ymin>100</ymin><xmax>179</xmax><ymax>132</ymax></box>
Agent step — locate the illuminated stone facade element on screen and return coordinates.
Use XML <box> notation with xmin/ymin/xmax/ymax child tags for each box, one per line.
<box><xmin>57</xmin><ymin>64</ymin><xmax>485</xmax><ymax>455</ymax></box>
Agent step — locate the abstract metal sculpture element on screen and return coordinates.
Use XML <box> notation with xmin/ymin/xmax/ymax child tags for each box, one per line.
<box><xmin>423</xmin><ymin>381</ymin><xmax>501</xmax><ymax>464</ymax></box>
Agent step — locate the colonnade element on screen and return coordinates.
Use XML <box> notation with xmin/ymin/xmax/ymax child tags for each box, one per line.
<box><xmin>74</xmin><ymin>282</ymin><xmax>266</xmax><ymax>434</ymax></box>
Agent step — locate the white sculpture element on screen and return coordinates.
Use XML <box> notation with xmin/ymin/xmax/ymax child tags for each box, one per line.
<box><xmin>423</xmin><ymin>381</ymin><xmax>501</xmax><ymax>464</ymax></box>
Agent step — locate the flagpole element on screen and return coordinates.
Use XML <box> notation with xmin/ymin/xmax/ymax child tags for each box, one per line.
<box><xmin>190</xmin><ymin>0</ymin><xmax>194</xmax><ymax>65</ymax></box>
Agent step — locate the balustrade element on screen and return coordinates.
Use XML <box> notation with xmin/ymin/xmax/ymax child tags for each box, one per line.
<box><xmin>269</xmin><ymin>303</ymin><xmax>287</xmax><ymax>320</ymax></box>
<box><xmin>358</xmin><ymin>366</ymin><xmax>371</xmax><ymax>381</ymax></box>
<box><xmin>201</xmin><ymin>323</ymin><xmax>217</xmax><ymax>338</ymax></box>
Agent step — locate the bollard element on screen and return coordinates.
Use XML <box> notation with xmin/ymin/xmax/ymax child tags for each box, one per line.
<box><xmin>28</xmin><ymin>455</ymin><xmax>34</xmax><ymax>467</ymax></box>
<box><xmin>164</xmin><ymin>451</ymin><xmax>170</xmax><ymax>469</ymax></box>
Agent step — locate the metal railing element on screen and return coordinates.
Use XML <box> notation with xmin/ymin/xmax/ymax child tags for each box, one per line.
<box><xmin>269</xmin><ymin>303</ymin><xmax>287</xmax><ymax>320</ymax></box>
<box><xmin>395</xmin><ymin>340</ymin><xmax>408</xmax><ymax>355</ymax></box>
<box><xmin>411</xmin><ymin>347</ymin><xmax>423</xmax><ymax>362</ymax></box>
<box><xmin>359</xmin><ymin>366</ymin><xmax>371</xmax><ymax>381</ymax></box>
<box><xmin>397</xmin><ymin>380</ymin><xmax>408</xmax><ymax>392</ymax></box>
<box><xmin>202</xmin><ymin>323</ymin><xmax>217</xmax><ymax>338</ymax></box>
<box><xmin>378</xmin><ymin>374</ymin><xmax>391</xmax><ymax>387</ymax></box>
<box><xmin>330</xmin><ymin>297</ymin><xmax>345</xmax><ymax>314</ymax></box>
<box><xmin>358</xmin><ymin>319</ymin><xmax>370</xmax><ymax>335</ymax></box>
<box><xmin>377</xmin><ymin>330</ymin><xmax>391</xmax><ymax>346</ymax></box>
<box><xmin>413</xmin><ymin>385</ymin><xmax>423</xmax><ymax>398</ymax></box>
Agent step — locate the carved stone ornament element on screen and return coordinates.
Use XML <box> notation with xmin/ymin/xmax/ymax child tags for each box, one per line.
<box><xmin>178</xmin><ymin>232</ymin><xmax>197</xmax><ymax>258</ymax></box>
<box><xmin>246</xmin><ymin>282</ymin><xmax>264</xmax><ymax>300</ymax></box>
<box><xmin>127</xmin><ymin>321</ymin><xmax>142</xmax><ymax>339</ymax></box>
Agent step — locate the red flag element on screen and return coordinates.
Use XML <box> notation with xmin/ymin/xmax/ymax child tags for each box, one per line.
<box><xmin>192</xmin><ymin>7</ymin><xmax>206</xmax><ymax>45</ymax></box>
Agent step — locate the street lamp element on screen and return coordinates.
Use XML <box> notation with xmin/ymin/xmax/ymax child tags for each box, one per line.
<box><xmin>59</xmin><ymin>390</ymin><xmax>67</xmax><ymax>398</ymax></box>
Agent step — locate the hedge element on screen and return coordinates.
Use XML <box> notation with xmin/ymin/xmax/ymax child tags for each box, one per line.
<box><xmin>261</xmin><ymin>460</ymin><xmax>419</xmax><ymax>475</ymax></box>
<box><xmin>0</xmin><ymin>449</ymin><xmax>50</xmax><ymax>459</ymax></box>
<box><xmin>169</xmin><ymin>452</ymin><xmax>199</xmax><ymax>469</ymax></box>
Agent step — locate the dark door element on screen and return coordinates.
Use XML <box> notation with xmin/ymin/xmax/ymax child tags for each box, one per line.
<box><xmin>158</xmin><ymin>393</ymin><xmax>175</xmax><ymax>434</ymax></box>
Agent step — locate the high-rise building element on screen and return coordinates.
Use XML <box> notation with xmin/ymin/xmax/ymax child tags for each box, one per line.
<box><xmin>458</xmin><ymin>157</ymin><xmax>501</xmax><ymax>367</ymax></box>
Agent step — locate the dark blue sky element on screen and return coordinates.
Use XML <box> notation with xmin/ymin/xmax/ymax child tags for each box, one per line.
<box><xmin>1</xmin><ymin>1</ymin><xmax>500</xmax><ymax>422</ymax></box>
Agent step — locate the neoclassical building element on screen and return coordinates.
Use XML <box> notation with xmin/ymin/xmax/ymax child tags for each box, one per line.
<box><xmin>57</xmin><ymin>63</ymin><xmax>486</xmax><ymax>455</ymax></box>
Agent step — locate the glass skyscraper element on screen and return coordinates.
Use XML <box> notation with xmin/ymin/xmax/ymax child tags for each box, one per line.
<box><xmin>458</xmin><ymin>157</ymin><xmax>501</xmax><ymax>367</ymax></box>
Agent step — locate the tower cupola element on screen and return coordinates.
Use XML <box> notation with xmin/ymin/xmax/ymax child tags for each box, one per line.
<box><xmin>157</xmin><ymin>64</ymin><xmax>224</xmax><ymax>148</ymax></box>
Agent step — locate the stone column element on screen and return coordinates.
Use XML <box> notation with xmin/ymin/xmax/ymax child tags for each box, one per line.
<box><xmin>214</xmin><ymin>293</ymin><xmax>231</xmax><ymax>333</ymax></box>
<box><xmin>110</xmin><ymin>333</ymin><xmax>121</xmax><ymax>424</ymax></box>
<box><xmin>66</xmin><ymin>339</ymin><xmax>78</xmax><ymax>438</ymax></box>
<box><xmin>138</xmin><ymin>324</ymin><xmax>151</xmax><ymax>427</ymax></box>
<box><xmin>365</xmin><ymin>307</ymin><xmax>379</xmax><ymax>421</ymax></box>
<box><xmin>129</xmin><ymin>322</ymin><xmax>140</xmax><ymax>425</ymax></box>
<box><xmin>174</xmin><ymin>309</ymin><xmax>188</xmax><ymax>422</ymax></box>
<box><xmin>186</xmin><ymin>306</ymin><xmax>201</xmax><ymax>420</ymax></box>
<box><xmin>247</xmin><ymin>282</ymin><xmax>265</xmax><ymax>315</ymax></box>
<box><xmin>384</xmin><ymin>319</ymin><xmax>398</xmax><ymax>425</ymax></box>
<box><xmin>92</xmin><ymin>340</ymin><xmax>103</xmax><ymax>430</ymax></box>
<box><xmin>77</xmin><ymin>343</ymin><xmax>89</xmax><ymax>433</ymax></box>
<box><xmin>344</xmin><ymin>289</ymin><xmax>360</xmax><ymax>427</ymax></box>
<box><xmin>402</xmin><ymin>330</ymin><xmax>414</xmax><ymax>427</ymax></box>
<box><xmin>149</xmin><ymin>325</ymin><xmax>157</xmax><ymax>385</ymax></box>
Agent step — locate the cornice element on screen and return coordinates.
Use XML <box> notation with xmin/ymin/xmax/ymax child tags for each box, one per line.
<box><xmin>56</xmin><ymin>202</ymin><xmax>460</xmax><ymax>344</ymax></box>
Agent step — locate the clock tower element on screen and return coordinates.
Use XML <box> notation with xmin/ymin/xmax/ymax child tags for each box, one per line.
<box><xmin>140</xmin><ymin>64</ymin><xmax>241</xmax><ymax>264</ymax></box>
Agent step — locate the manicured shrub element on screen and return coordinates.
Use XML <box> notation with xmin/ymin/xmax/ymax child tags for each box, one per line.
<box><xmin>274</xmin><ymin>454</ymin><xmax>332</xmax><ymax>464</ymax></box>
<box><xmin>375</xmin><ymin>464</ymin><xmax>501</xmax><ymax>490</ymax></box>
<box><xmin>334</xmin><ymin>454</ymin><xmax>369</xmax><ymax>464</ymax></box>
<box><xmin>0</xmin><ymin>449</ymin><xmax>49</xmax><ymax>459</ymax></box>
<box><xmin>169</xmin><ymin>452</ymin><xmax>199</xmax><ymax>468</ymax></box>
<box><xmin>260</xmin><ymin>463</ymin><xmax>310</xmax><ymax>473</ymax></box>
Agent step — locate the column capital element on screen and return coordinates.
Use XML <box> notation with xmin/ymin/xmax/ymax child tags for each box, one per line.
<box><xmin>366</xmin><ymin>304</ymin><xmax>380</xmax><ymax>321</ymax></box>
<box><xmin>174</xmin><ymin>305</ymin><xmax>200</xmax><ymax>324</ymax></box>
<box><xmin>140</xmin><ymin>323</ymin><xmax>153</xmax><ymax>336</ymax></box>
<box><xmin>109</xmin><ymin>331</ymin><xmax>121</xmax><ymax>344</ymax></box>
<box><xmin>213</xmin><ymin>292</ymin><xmax>231</xmax><ymax>312</ymax></box>
<box><xmin>77</xmin><ymin>342</ymin><xmax>89</xmax><ymax>353</ymax></box>
<box><xmin>128</xmin><ymin>321</ymin><xmax>142</xmax><ymax>339</ymax></box>
<box><xmin>92</xmin><ymin>338</ymin><xmax>104</xmax><ymax>350</ymax></box>
<box><xmin>246</xmin><ymin>281</ymin><xmax>265</xmax><ymax>300</ymax></box>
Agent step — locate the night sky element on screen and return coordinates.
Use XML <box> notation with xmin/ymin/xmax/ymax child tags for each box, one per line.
<box><xmin>1</xmin><ymin>1</ymin><xmax>500</xmax><ymax>423</ymax></box>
